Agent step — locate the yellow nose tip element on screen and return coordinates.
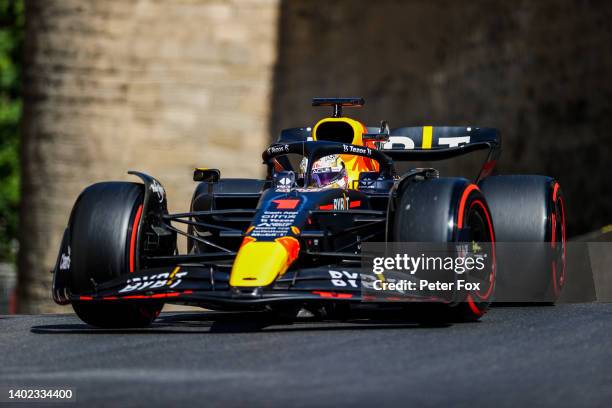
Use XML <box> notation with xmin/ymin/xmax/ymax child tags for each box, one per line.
<box><xmin>230</xmin><ymin>241</ymin><xmax>289</xmax><ymax>287</ymax></box>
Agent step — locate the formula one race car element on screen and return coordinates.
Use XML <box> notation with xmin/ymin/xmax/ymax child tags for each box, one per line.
<box><xmin>52</xmin><ymin>98</ymin><xmax>566</xmax><ymax>327</ymax></box>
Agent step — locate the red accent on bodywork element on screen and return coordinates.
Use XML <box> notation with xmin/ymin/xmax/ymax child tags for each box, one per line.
<box><xmin>129</xmin><ymin>204</ymin><xmax>144</xmax><ymax>273</ymax></box>
<box><xmin>362</xmin><ymin>295</ymin><xmax>377</xmax><ymax>301</ymax></box>
<box><xmin>349</xmin><ymin>200</ymin><xmax>361</xmax><ymax>208</ymax></box>
<box><xmin>272</xmin><ymin>199</ymin><xmax>300</xmax><ymax>210</ymax></box>
<box><xmin>78</xmin><ymin>290</ymin><xmax>192</xmax><ymax>301</ymax></box>
<box><xmin>480</xmin><ymin>160</ymin><xmax>497</xmax><ymax>179</ymax></box>
<box><xmin>239</xmin><ymin>236</ymin><xmax>256</xmax><ymax>249</ymax></box>
<box><xmin>151</xmin><ymin>292</ymin><xmax>180</xmax><ymax>299</ymax></box>
<box><xmin>319</xmin><ymin>204</ymin><xmax>333</xmax><ymax>210</ymax></box>
<box><xmin>276</xmin><ymin>236</ymin><xmax>300</xmax><ymax>264</ymax></box>
<box><xmin>122</xmin><ymin>292</ymin><xmax>181</xmax><ymax>300</ymax></box>
<box><xmin>312</xmin><ymin>291</ymin><xmax>353</xmax><ymax>299</ymax></box>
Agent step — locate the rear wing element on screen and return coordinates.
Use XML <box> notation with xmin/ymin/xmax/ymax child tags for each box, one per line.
<box><xmin>278</xmin><ymin>126</ymin><xmax>499</xmax><ymax>158</ymax></box>
<box><xmin>380</xmin><ymin>126</ymin><xmax>500</xmax><ymax>161</ymax></box>
<box><xmin>377</xmin><ymin>126</ymin><xmax>500</xmax><ymax>181</ymax></box>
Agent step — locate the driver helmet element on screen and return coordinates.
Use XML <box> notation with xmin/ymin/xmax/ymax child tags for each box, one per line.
<box><xmin>300</xmin><ymin>155</ymin><xmax>348</xmax><ymax>189</ymax></box>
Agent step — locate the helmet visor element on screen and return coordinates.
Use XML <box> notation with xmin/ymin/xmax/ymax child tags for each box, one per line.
<box><xmin>310</xmin><ymin>167</ymin><xmax>346</xmax><ymax>187</ymax></box>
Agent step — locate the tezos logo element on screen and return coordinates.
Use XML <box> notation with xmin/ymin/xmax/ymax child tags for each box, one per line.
<box><xmin>342</xmin><ymin>144</ymin><xmax>370</xmax><ymax>155</ymax></box>
<box><xmin>268</xmin><ymin>144</ymin><xmax>289</xmax><ymax>154</ymax></box>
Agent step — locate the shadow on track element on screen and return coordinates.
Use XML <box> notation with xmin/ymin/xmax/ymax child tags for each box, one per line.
<box><xmin>30</xmin><ymin>309</ymin><xmax>459</xmax><ymax>335</ymax></box>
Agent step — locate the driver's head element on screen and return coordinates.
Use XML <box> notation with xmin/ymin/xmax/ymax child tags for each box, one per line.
<box><xmin>300</xmin><ymin>155</ymin><xmax>348</xmax><ymax>189</ymax></box>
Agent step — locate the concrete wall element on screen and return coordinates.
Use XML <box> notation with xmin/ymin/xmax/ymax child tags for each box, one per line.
<box><xmin>19</xmin><ymin>0</ymin><xmax>279</xmax><ymax>312</ymax></box>
<box><xmin>271</xmin><ymin>0</ymin><xmax>612</xmax><ymax>236</ymax></box>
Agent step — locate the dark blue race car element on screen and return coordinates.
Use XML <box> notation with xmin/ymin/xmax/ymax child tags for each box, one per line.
<box><xmin>51</xmin><ymin>98</ymin><xmax>566</xmax><ymax>327</ymax></box>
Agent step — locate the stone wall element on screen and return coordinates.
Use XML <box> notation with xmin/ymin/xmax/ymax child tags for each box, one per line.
<box><xmin>19</xmin><ymin>0</ymin><xmax>279</xmax><ymax>312</ymax></box>
<box><xmin>271</xmin><ymin>0</ymin><xmax>612</xmax><ymax>236</ymax></box>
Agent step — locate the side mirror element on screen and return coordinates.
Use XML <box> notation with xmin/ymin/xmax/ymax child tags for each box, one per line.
<box><xmin>193</xmin><ymin>168</ymin><xmax>220</xmax><ymax>183</ymax></box>
<box><xmin>362</xmin><ymin>120</ymin><xmax>390</xmax><ymax>148</ymax></box>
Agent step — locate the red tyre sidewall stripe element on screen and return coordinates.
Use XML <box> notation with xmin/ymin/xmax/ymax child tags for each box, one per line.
<box><xmin>129</xmin><ymin>204</ymin><xmax>144</xmax><ymax>273</ymax></box>
<box><xmin>551</xmin><ymin>183</ymin><xmax>566</xmax><ymax>295</ymax></box>
<box><xmin>559</xmin><ymin>195</ymin><xmax>567</xmax><ymax>286</ymax></box>
<box><xmin>551</xmin><ymin>213</ymin><xmax>557</xmax><ymax>246</ymax></box>
<box><xmin>467</xmin><ymin>294</ymin><xmax>483</xmax><ymax>317</ymax></box>
<box><xmin>457</xmin><ymin>184</ymin><xmax>496</xmax><ymax>306</ymax></box>
<box><xmin>469</xmin><ymin>199</ymin><xmax>496</xmax><ymax>300</ymax></box>
<box><xmin>457</xmin><ymin>184</ymin><xmax>479</xmax><ymax>229</ymax></box>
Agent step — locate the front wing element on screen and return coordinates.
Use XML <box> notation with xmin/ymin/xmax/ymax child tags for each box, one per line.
<box><xmin>58</xmin><ymin>265</ymin><xmax>448</xmax><ymax>309</ymax></box>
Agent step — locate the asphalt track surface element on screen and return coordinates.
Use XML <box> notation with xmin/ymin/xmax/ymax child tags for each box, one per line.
<box><xmin>0</xmin><ymin>304</ymin><xmax>611</xmax><ymax>407</ymax></box>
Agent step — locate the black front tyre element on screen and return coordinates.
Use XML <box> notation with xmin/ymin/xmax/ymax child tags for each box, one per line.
<box><xmin>69</xmin><ymin>182</ymin><xmax>162</xmax><ymax>328</ymax></box>
<box><xmin>73</xmin><ymin>301</ymin><xmax>161</xmax><ymax>329</ymax></box>
<box><xmin>393</xmin><ymin>178</ymin><xmax>496</xmax><ymax>322</ymax></box>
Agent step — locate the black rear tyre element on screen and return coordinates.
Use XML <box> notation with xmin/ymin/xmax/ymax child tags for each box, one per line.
<box><xmin>69</xmin><ymin>182</ymin><xmax>162</xmax><ymax>328</ymax></box>
<box><xmin>479</xmin><ymin>175</ymin><xmax>566</xmax><ymax>302</ymax></box>
<box><xmin>393</xmin><ymin>177</ymin><xmax>496</xmax><ymax>322</ymax></box>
